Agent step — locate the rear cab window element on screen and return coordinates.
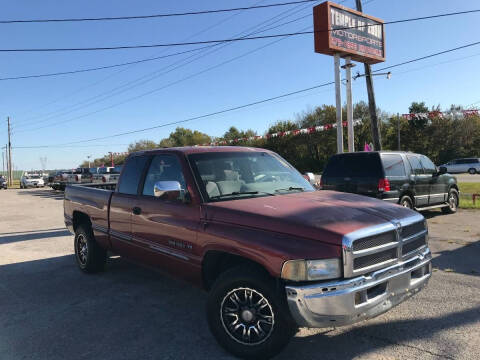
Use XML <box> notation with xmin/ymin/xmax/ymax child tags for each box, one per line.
<box><xmin>117</xmin><ymin>156</ymin><xmax>149</xmax><ymax>195</ymax></box>
<box><xmin>323</xmin><ymin>153</ymin><xmax>383</xmax><ymax>178</ymax></box>
<box><xmin>380</xmin><ymin>154</ymin><xmax>406</xmax><ymax>177</ymax></box>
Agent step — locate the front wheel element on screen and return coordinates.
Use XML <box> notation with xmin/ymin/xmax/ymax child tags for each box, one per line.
<box><xmin>442</xmin><ymin>189</ymin><xmax>459</xmax><ymax>214</ymax></box>
<box><xmin>207</xmin><ymin>266</ymin><xmax>296</xmax><ymax>359</ymax></box>
<box><xmin>468</xmin><ymin>168</ymin><xmax>477</xmax><ymax>175</ymax></box>
<box><xmin>74</xmin><ymin>225</ymin><xmax>107</xmax><ymax>273</ymax></box>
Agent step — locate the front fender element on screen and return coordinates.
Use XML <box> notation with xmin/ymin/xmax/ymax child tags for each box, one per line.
<box><xmin>199</xmin><ymin>221</ymin><xmax>341</xmax><ymax>278</ymax></box>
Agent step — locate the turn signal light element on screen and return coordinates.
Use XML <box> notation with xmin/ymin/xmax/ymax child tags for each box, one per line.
<box><xmin>378</xmin><ymin>178</ymin><xmax>390</xmax><ymax>192</ymax></box>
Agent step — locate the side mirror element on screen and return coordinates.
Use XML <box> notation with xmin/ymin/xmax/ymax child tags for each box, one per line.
<box><xmin>304</xmin><ymin>172</ymin><xmax>316</xmax><ymax>184</ymax></box>
<box><xmin>438</xmin><ymin>166</ymin><xmax>447</xmax><ymax>175</ymax></box>
<box><xmin>153</xmin><ymin>181</ymin><xmax>189</xmax><ymax>203</ymax></box>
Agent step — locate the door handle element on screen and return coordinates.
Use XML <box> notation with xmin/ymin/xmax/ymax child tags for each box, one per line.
<box><xmin>132</xmin><ymin>207</ymin><xmax>142</xmax><ymax>215</ymax></box>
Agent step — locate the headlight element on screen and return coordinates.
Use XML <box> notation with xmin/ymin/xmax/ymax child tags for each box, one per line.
<box><xmin>281</xmin><ymin>258</ymin><xmax>342</xmax><ymax>281</ymax></box>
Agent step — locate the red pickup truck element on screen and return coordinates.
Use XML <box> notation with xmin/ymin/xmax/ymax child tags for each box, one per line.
<box><xmin>64</xmin><ymin>146</ymin><xmax>432</xmax><ymax>359</ymax></box>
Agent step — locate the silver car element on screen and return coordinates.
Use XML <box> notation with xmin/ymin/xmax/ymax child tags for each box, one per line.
<box><xmin>440</xmin><ymin>158</ymin><xmax>480</xmax><ymax>174</ymax></box>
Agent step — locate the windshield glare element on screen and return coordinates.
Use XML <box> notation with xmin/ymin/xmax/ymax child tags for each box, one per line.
<box><xmin>189</xmin><ymin>151</ymin><xmax>314</xmax><ymax>202</ymax></box>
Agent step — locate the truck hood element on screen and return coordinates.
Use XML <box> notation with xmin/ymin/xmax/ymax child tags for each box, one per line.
<box><xmin>204</xmin><ymin>190</ymin><xmax>418</xmax><ymax>246</ymax></box>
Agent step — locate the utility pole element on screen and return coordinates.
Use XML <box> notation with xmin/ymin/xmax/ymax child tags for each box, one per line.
<box><xmin>7</xmin><ymin>117</ymin><xmax>13</xmax><ymax>186</ymax></box>
<box><xmin>355</xmin><ymin>0</ymin><xmax>382</xmax><ymax>151</ymax></box>
<box><xmin>343</xmin><ymin>57</ymin><xmax>355</xmax><ymax>152</ymax></box>
<box><xmin>1</xmin><ymin>146</ymin><xmax>5</xmax><ymax>175</ymax></box>
<box><xmin>397</xmin><ymin>112</ymin><xmax>401</xmax><ymax>150</ymax></box>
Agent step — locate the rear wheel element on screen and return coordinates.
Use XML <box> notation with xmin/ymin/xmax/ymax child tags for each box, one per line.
<box><xmin>207</xmin><ymin>266</ymin><xmax>296</xmax><ymax>359</ymax></box>
<box><xmin>400</xmin><ymin>195</ymin><xmax>413</xmax><ymax>209</ymax></box>
<box><xmin>442</xmin><ymin>189</ymin><xmax>459</xmax><ymax>214</ymax></box>
<box><xmin>468</xmin><ymin>168</ymin><xmax>477</xmax><ymax>174</ymax></box>
<box><xmin>74</xmin><ymin>225</ymin><xmax>107</xmax><ymax>273</ymax></box>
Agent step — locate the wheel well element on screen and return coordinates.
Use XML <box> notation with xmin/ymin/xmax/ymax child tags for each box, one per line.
<box><xmin>202</xmin><ymin>251</ymin><xmax>270</xmax><ymax>291</ymax></box>
<box><xmin>72</xmin><ymin>211</ymin><xmax>91</xmax><ymax>232</ymax></box>
<box><xmin>399</xmin><ymin>191</ymin><xmax>415</xmax><ymax>205</ymax></box>
<box><xmin>450</xmin><ymin>184</ymin><xmax>459</xmax><ymax>192</ymax></box>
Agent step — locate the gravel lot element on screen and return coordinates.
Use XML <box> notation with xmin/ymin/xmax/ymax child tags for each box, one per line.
<box><xmin>0</xmin><ymin>188</ymin><xmax>479</xmax><ymax>360</ymax></box>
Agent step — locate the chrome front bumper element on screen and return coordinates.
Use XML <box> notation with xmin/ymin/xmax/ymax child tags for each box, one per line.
<box><xmin>285</xmin><ymin>248</ymin><xmax>432</xmax><ymax>328</ymax></box>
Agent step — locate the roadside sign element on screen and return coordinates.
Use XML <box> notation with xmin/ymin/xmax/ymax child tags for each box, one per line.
<box><xmin>313</xmin><ymin>1</ymin><xmax>385</xmax><ymax>64</ymax></box>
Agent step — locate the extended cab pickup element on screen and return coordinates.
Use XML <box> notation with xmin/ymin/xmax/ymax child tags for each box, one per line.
<box><xmin>64</xmin><ymin>147</ymin><xmax>432</xmax><ymax>359</ymax></box>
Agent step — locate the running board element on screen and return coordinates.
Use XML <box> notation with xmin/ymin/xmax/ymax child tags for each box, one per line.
<box><xmin>415</xmin><ymin>203</ymin><xmax>449</xmax><ymax>211</ymax></box>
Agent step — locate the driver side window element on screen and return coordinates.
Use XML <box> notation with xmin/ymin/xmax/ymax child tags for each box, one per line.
<box><xmin>142</xmin><ymin>155</ymin><xmax>186</xmax><ymax>199</ymax></box>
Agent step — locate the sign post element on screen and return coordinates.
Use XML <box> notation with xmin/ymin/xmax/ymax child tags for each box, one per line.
<box><xmin>334</xmin><ymin>54</ymin><xmax>343</xmax><ymax>154</ymax></box>
<box><xmin>313</xmin><ymin>1</ymin><xmax>385</xmax><ymax>152</ymax></box>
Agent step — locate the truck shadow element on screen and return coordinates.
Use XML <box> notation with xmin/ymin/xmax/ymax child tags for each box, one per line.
<box><xmin>16</xmin><ymin>189</ymin><xmax>64</xmax><ymax>200</ymax></box>
<box><xmin>0</xmin><ymin>254</ymin><xmax>478</xmax><ymax>360</ymax></box>
<box><xmin>0</xmin><ymin>228</ymin><xmax>71</xmax><ymax>245</ymax></box>
<box><xmin>280</xmin><ymin>305</ymin><xmax>480</xmax><ymax>359</ymax></box>
<box><xmin>431</xmin><ymin>239</ymin><xmax>480</xmax><ymax>277</ymax></box>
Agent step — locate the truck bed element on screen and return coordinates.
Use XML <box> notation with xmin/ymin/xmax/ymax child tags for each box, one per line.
<box><xmin>64</xmin><ymin>183</ymin><xmax>117</xmax><ymax>249</ymax></box>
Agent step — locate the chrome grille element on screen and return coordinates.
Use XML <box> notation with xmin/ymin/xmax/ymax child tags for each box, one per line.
<box><xmin>353</xmin><ymin>248</ymin><xmax>398</xmax><ymax>269</ymax></box>
<box><xmin>403</xmin><ymin>234</ymin><xmax>427</xmax><ymax>255</ymax></box>
<box><xmin>352</xmin><ymin>231</ymin><xmax>396</xmax><ymax>251</ymax></box>
<box><xmin>343</xmin><ymin>216</ymin><xmax>428</xmax><ymax>278</ymax></box>
<box><xmin>402</xmin><ymin>221</ymin><xmax>425</xmax><ymax>238</ymax></box>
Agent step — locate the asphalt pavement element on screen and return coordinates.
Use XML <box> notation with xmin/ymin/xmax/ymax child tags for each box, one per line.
<box><xmin>0</xmin><ymin>188</ymin><xmax>479</xmax><ymax>360</ymax></box>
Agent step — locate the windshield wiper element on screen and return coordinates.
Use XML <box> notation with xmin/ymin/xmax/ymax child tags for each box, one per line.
<box><xmin>274</xmin><ymin>187</ymin><xmax>305</xmax><ymax>193</ymax></box>
<box><xmin>210</xmin><ymin>191</ymin><xmax>274</xmax><ymax>199</ymax></box>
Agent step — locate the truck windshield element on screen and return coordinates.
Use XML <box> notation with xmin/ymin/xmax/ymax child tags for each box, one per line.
<box><xmin>188</xmin><ymin>151</ymin><xmax>314</xmax><ymax>202</ymax></box>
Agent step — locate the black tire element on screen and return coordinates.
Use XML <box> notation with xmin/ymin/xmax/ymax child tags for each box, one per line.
<box><xmin>74</xmin><ymin>224</ymin><xmax>107</xmax><ymax>273</ymax></box>
<box><xmin>442</xmin><ymin>188</ymin><xmax>459</xmax><ymax>214</ymax></box>
<box><xmin>468</xmin><ymin>168</ymin><xmax>477</xmax><ymax>175</ymax></box>
<box><xmin>400</xmin><ymin>195</ymin><xmax>414</xmax><ymax>209</ymax></box>
<box><xmin>207</xmin><ymin>266</ymin><xmax>296</xmax><ymax>359</ymax></box>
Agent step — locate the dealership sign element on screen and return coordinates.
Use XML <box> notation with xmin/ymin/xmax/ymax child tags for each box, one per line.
<box><xmin>313</xmin><ymin>1</ymin><xmax>385</xmax><ymax>64</ymax></box>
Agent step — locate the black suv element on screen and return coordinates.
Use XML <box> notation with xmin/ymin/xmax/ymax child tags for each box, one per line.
<box><xmin>321</xmin><ymin>151</ymin><xmax>459</xmax><ymax>214</ymax></box>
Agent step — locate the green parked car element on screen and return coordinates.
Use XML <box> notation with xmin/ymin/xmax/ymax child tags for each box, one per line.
<box><xmin>321</xmin><ymin>151</ymin><xmax>459</xmax><ymax>214</ymax></box>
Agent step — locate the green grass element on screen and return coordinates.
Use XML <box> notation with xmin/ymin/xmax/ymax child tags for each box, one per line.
<box><xmin>458</xmin><ymin>182</ymin><xmax>480</xmax><ymax>209</ymax></box>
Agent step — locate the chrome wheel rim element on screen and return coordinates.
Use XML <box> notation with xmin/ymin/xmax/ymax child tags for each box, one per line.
<box><xmin>220</xmin><ymin>287</ymin><xmax>274</xmax><ymax>346</ymax></box>
<box><xmin>449</xmin><ymin>193</ymin><xmax>458</xmax><ymax>211</ymax></box>
<box><xmin>76</xmin><ymin>234</ymin><xmax>88</xmax><ymax>265</ymax></box>
<box><xmin>402</xmin><ymin>200</ymin><xmax>411</xmax><ymax>208</ymax></box>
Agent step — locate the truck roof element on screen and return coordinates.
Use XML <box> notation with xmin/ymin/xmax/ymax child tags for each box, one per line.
<box><xmin>130</xmin><ymin>146</ymin><xmax>273</xmax><ymax>157</ymax></box>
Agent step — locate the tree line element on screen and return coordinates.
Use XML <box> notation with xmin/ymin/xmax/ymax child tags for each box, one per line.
<box><xmin>81</xmin><ymin>101</ymin><xmax>480</xmax><ymax>173</ymax></box>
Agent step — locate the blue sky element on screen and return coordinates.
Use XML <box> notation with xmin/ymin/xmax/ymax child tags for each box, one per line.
<box><xmin>1</xmin><ymin>0</ymin><xmax>479</xmax><ymax>170</ymax></box>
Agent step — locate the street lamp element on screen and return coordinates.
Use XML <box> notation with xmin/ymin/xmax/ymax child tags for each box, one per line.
<box><xmin>87</xmin><ymin>155</ymin><xmax>92</xmax><ymax>168</ymax></box>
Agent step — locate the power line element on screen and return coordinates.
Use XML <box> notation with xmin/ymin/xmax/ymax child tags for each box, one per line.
<box><xmin>13</xmin><ymin>32</ymin><xmax>306</xmax><ymax>133</ymax></box>
<box><xmin>0</xmin><ymin>46</ymin><xmax>211</xmax><ymax>81</ymax></box>
<box><xmin>14</xmin><ymin>37</ymin><xmax>480</xmax><ymax>147</ymax></box>
<box><xmin>14</xmin><ymin>34</ymin><xmax>480</xmax><ymax>134</ymax></box>
<box><xmin>374</xmin><ymin>41</ymin><xmax>480</xmax><ymax>72</ymax></box>
<box><xmin>13</xmin><ymin>144</ymin><xmax>129</xmax><ymax>149</ymax></box>
<box><xmin>11</xmin><ymin>0</ymin><xmax>275</xmax><ymax>120</ymax></box>
<box><xmin>1</xmin><ymin>9</ymin><xmax>479</xmax><ymax>52</ymax></box>
<box><xmin>13</xmin><ymin>4</ymin><xmax>317</xmax><ymax>130</ymax></box>
<box><xmin>18</xmin><ymin>82</ymin><xmax>335</xmax><ymax>148</ymax></box>
<box><xmin>0</xmin><ymin>1</ymin><xmax>318</xmax><ymax>24</ymax></box>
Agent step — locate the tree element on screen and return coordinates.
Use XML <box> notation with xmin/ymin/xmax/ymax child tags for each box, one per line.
<box><xmin>159</xmin><ymin>127</ymin><xmax>212</xmax><ymax>147</ymax></box>
<box><xmin>128</xmin><ymin>139</ymin><xmax>158</xmax><ymax>152</ymax></box>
